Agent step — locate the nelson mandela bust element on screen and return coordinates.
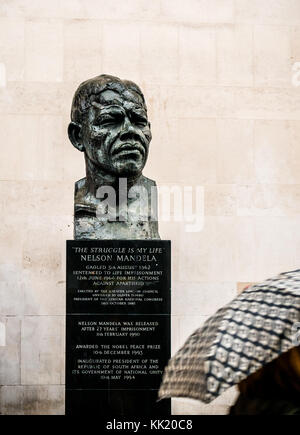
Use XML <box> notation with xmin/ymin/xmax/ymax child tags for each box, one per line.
<box><xmin>68</xmin><ymin>74</ymin><xmax>160</xmax><ymax>240</ymax></box>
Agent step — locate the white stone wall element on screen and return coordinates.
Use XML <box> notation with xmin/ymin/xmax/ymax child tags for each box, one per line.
<box><xmin>0</xmin><ymin>0</ymin><xmax>300</xmax><ymax>414</ymax></box>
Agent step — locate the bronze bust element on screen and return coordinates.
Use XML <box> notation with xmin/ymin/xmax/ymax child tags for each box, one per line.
<box><xmin>68</xmin><ymin>74</ymin><xmax>159</xmax><ymax>240</ymax></box>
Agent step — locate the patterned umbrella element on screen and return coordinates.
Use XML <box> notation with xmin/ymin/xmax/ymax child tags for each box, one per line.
<box><xmin>158</xmin><ymin>269</ymin><xmax>300</xmax><ymax>404</ymax></box>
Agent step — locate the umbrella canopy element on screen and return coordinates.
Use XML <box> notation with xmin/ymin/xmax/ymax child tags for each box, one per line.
<box><xmin>158</xmin><ymin>269</ymin><xmax>300</xmax><ymax>404</ymax></box>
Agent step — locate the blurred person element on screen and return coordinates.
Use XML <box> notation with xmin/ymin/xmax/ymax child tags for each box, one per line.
<box><xmin>230</xmin><ymin>346</ymin><xmax>300</xmax><ymax>415</ymax></box>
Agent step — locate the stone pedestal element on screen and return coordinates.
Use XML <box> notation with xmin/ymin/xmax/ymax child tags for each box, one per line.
<box><xmin>66</xmin><ymin>240</ymin><xmax>171</xmax><ymax>415</ymax></box>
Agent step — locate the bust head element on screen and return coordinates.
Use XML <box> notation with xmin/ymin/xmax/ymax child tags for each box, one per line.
<box><xmin>68</xmin><ymin>74</ymin><xmax>152</xmax><ymax>180</ymax></box>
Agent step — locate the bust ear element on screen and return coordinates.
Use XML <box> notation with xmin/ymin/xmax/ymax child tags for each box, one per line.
<box><xmin>68</xmin><ymin>122</ymin><xmax>84</xmax><ymax>152</ymax></box>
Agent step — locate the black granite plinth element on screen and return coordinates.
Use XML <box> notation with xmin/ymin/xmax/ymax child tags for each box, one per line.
<box><xmin>66</xmin><ymin>240</ymin><xmax>171</xmax><ymax>416</ymax></box>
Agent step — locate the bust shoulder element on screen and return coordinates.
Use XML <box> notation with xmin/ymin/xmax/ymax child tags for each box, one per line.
<box><xmin>75</xmin><ymin>177</ymin><xmax>87</xmax><ymax>196</ymax></box>
<box><xmin>138</xmin><ymin>175</ymin><xmax>157</xmax><ymax>189</ymax></box>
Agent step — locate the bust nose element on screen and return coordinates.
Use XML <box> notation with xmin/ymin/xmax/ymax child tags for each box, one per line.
<box><xmin>119</xmin><ymin>116</ymin><xmax>137</xmax><ymax>140</ymax></box>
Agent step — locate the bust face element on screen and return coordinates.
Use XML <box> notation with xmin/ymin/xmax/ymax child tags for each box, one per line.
<box><xmin>81</xmin><ymin>88</ymin><xmax>152</xmax><ymax>177</ymax></box>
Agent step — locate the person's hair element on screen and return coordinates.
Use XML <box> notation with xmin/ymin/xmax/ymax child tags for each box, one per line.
<box><xmin>70</xmin><ymin>74</ymin><xmax>147</xmax><ymax>124</ymax></box>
